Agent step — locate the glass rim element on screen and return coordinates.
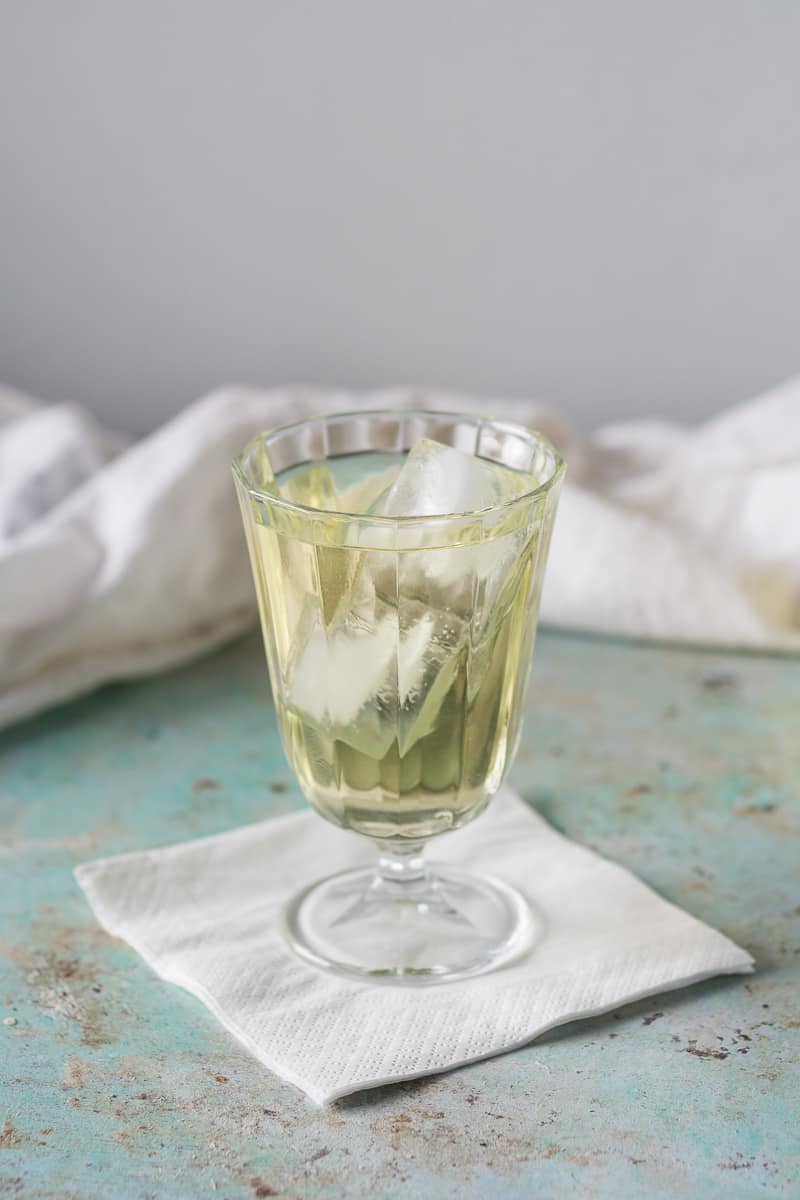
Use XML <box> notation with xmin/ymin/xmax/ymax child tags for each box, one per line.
<box><xmin>232</xmin><ymin>408</ymin><xmax>566</xmax><ymax>526</ymax></box>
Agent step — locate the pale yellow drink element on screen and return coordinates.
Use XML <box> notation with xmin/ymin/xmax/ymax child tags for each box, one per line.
<box><xmin>240</xmin><ymin>447</ymin><xmax>553</xmax><ymax>842</ymax></box>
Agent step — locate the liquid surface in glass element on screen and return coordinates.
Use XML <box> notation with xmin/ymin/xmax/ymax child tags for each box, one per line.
<box><xmin>246</xmin><ymin>446</ymin><xmax>549</xmax><ymax>842</ymax></box>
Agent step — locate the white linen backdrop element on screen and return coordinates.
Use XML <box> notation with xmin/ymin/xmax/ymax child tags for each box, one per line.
<box><xmin>1</xmin><ymin>379</ymin><xmax>798</xmax><ymax>730</ymax></box>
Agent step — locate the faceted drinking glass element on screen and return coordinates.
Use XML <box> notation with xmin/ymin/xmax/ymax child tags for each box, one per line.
<box><xmin>233</xmin><ymin>410</ymin><xmax>564</xmax><ymax>983</ymax></box>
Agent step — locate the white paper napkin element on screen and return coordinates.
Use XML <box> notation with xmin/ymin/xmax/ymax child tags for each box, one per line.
<box><xmin>75</xmin><ymin>788</ymin><xmax>753</xmax><ymax>1104</ymax></box>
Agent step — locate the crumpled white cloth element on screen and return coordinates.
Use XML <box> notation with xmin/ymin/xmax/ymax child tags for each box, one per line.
<box><xmin>2</xmin><ymin>378</ymin><xmax>799</xmax><ymax>730</ymax></box>
<box><xmin>75</xmin><ymin>787</ymin><xmax>753</xmax><ymax>1105</ymax></box>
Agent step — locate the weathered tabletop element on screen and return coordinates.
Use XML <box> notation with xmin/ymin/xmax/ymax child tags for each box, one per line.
<box><xmin>1</xmin><ymin>630</ymin><xmax>797</xmax><ymax>1199</ymax></box>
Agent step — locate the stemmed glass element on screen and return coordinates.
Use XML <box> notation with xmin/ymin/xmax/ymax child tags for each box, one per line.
<box><xmin>233</xmin><ymin>410</ymin><xmax>563</xmax><ymax>983</ymax></box>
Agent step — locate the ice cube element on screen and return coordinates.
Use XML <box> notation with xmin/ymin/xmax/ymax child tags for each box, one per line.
<box><xmin>375</xmin><ymin>440</ymin><xmax>529</xmax><ymax>620</ymax></box>
<box><xmin>395</xmin><ymin>606</ymin><xmax>467</xmax><ymax>755</ymax></box>
<box><xmin>289</xmin><ymin>607</ymin><xmax>397</xmax><ymax>732</ymax></box>
<box><xmin>287</xmin><ymin>585</ymin><xmax>467</xmax><ymax>760</ymax></box>
<box><xmin>376</xmin><ymin>439</ymin><xmax>524</xmax><ymax>518</ymax></box>
<box><xmin>286</xmin><ymin>534</ymin><xmax>394</xmax><ymax>753</ymax></box>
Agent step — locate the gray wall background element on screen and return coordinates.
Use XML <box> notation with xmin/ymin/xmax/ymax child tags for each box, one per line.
<box><xmin>1</xmin><ymin>0</ymin><xmax>798</xmax><ymax>435</ymax></box>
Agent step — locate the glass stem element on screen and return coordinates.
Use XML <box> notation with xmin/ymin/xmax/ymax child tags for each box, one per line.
<box><xmin>376</xmin><ymin>840</ymin><xmax>429</xmax><ymax>891</ymax></box>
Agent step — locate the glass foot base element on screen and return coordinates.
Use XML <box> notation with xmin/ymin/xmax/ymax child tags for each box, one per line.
<box><xmin>283</xmin><ymin>864</ymin><xmax>536</xmax><ymax>984</ymax></box>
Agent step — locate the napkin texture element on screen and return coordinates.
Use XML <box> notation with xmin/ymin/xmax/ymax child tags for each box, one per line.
<box><xmin>76</xmin><ymin>788</ymin><xmax>752</xmax><ymax>1104</ymax></box>
<box><xmin>3</xmin><ymin>378</ymin><xmax>800</xmax><ymax>730</ymax></box>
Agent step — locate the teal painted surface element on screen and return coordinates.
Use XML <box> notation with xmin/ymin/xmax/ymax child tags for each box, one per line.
<box><xmin>1</xmin><ymin>631</ymin><xmax>797</xmax><ymax>1198</ymax></box>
